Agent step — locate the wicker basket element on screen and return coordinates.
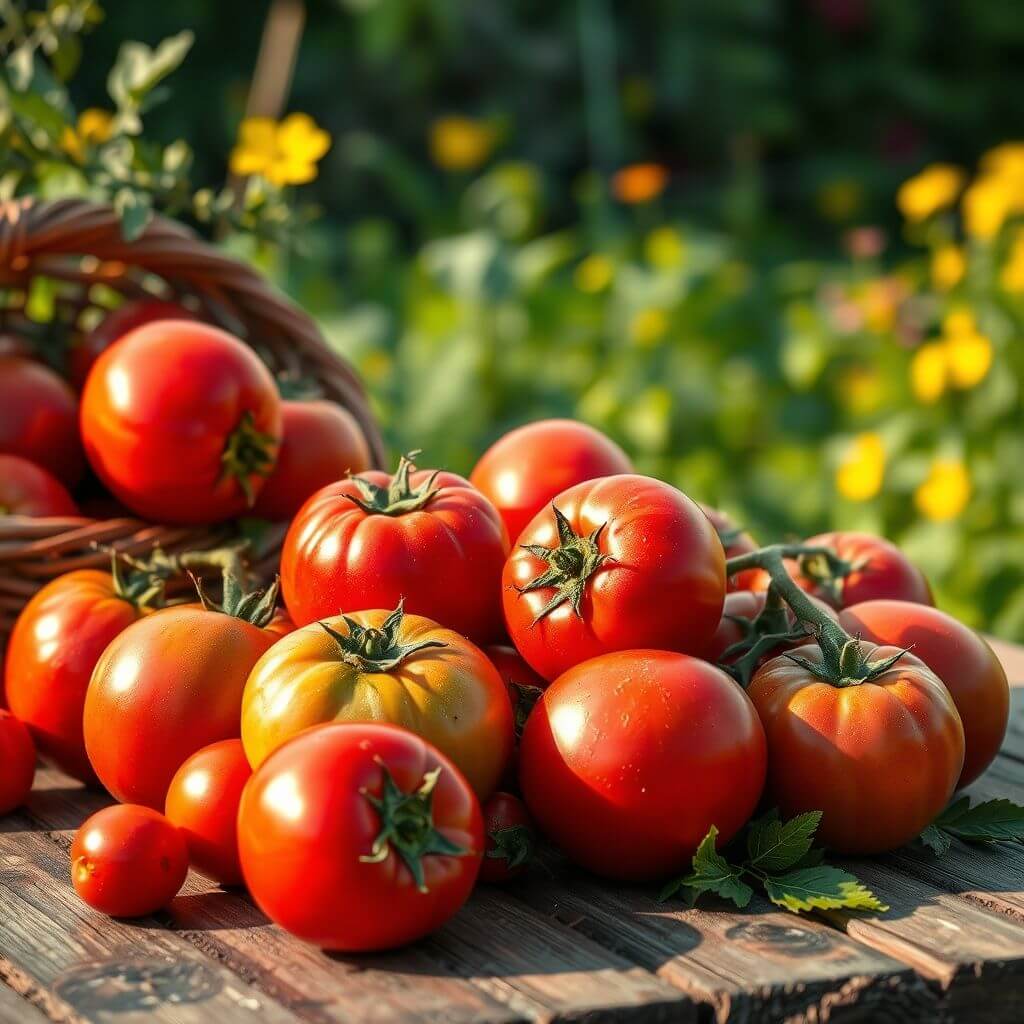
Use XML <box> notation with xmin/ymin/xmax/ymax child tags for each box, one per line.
<box><xmin>0</xmin><ymin>197</ymin><xmax>385</xmax><ymax>639</ymax></box>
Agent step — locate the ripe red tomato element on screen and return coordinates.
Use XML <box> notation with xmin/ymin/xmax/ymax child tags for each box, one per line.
<box><xmin>70</xmin><ymin>805</ymin><xmax>188</xmax><ymax>917</ymax></box>
<box><xmin>80</xmin><ymin>321</ymin><xmax>281</xmax><ymax>524</ymax></box>
<box><xmin>238</xmin><ymin>722</ymin><xmax>483</xmax><ymax>951</ymax></box>
<box><xmin>0</xmin><ymin>356</ymin><xmax>84</xmax><ymax>487</ymax></box>
<box><xmin>0</xmin><ymin>455</ymin><xmax>78</xmax><ymax>517</ymax></box>
<box><xmin>470</xmin><ymin>419</ymin><xmax>633</xmax><ymax>542</ymax></box>
<box><xmin>265</xmin><ymin>608</ymin><xmax>297</xmax><ymax>637</ymax></box>
<box><xmin>479</xmin><ymin>792</ymin><xmax>535</xmax><ymax>883</ymax></box>
<box><xmin>485</xmin><ymin>645</ymin><xmax>546</xmax><ymax>788</ymax></box>
<box><xmin>281</xmin><ymin>454</ymin><xmax>508</xmax><ymax>643</ymax></box>
<box><xmin>0</xmin><ymin>710</ymin><xmax>36</xmax><ymax>814</ymax></box>
<box><xmin>699</xmin><ymin>504</ymin><xmax>760</xmax><ymax>591</ymax></box>
<box><xmin>747</xmin><ymin>642</ymin><xmax>963</xmax><ymax>854</ymax></box>
<box><xmin>165</xmin><ymin>739</ymin><xmax>251</xmax><ymax>886</ymax></box>
<box><xmin>839</xmin><ymin>600</ymin><xmax>1008</xmax><ymax>788</ymax></box>
<box><xmin>503</xmin><ymin>475</ymin><xmax>725</xmax><ymax>681</ymax></box>
<box><xmin>519</xmin><ymin>650</ymin><xmax>766</xmax><ymax>880</ymax></box>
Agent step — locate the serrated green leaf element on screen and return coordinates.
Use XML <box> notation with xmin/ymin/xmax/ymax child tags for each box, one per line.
<box><xmin>934</xmin><ymin>796</ymin><xmax>971</xmax><ymax>827</ymax></box>
<box><xmin>941</xmin><ymin>799</ymin><xmax>1024</xmax><ymax>843</ymax></box>
<box><xmin>917</xmin><ymin>823</ymin><xmax>952</xmax><ymax>857</ymax></box>
<box><xmin>746</xmin><ymin>809</ymin><xmax>821</xmax><ymax>872</ymax></box>
<box><xmin>683</xmin><ymin>826</ymin><xmax>754</xmax><ymax>908</ymax></box>
<box><xmin>763</xmin><ymin>866</ymin><xmax>888</xmax><ymax>914</ymax></box>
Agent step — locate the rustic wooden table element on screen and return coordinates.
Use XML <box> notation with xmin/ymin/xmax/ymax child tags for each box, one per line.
<box><xmin>2</xmin><ymin>641</ymin><xmax>1024</xmax><ymax>1024</ymax></box>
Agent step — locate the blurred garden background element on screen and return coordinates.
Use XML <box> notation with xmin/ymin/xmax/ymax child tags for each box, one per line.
<box><xmin>5</xmin><ymin>0</ymin><xmax>1024</xmax><ymax>635</ymax></box>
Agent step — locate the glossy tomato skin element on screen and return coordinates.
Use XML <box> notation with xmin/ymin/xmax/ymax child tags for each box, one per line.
<box><xmin>479</xmin><ymin>792</ymin><xmax>534</xmax><ymax>883</ymax></box>
<box><xmin>5</xmin><ymin>569</ymin><xmax>146</xmax><ymax>783</ymax></box>
<box><xmin>165</xmin><ymin>739</ymin><xmax>251</xmax><ymax>886</ymax></box>
<box><xmin>0</xmin><ymin>455</ymin><xmax>78</xmax><ymax>517</ymax></box>
<box><xmin>281</xmin><ymin>469</ymin><xmax>508</xmax><ymax>643</ymax></box>
<box><xmin>839</xmin><ymin>600</ymin><xmax>1008</xmax><ymax>788</ymax></box>
<box><xmin>699</xmin><ymin>504</ymin><xmax>760</xmax><ymax>592</ymax></box>
<box><xmin>241</xmin><ymin>611</ymin><xmax>513</xmax><ymax>799</ymax></box>
<box><xmin>470</xmin><ymin>419</ymin><xmax>633</xmax><ymax>543</ymax></box>
<box><xmin>238</xmin><ymin>722</ymin><xmax>484</xmax><ymax>951</ymax></box>
<box><xmin>0</xmin><ymin>356</ymin><xmax>83</xmax><ymax>487</ymax></box>
<box><xmin>503</xmin><ymin>475</ymin><xmax>725</xmax><ymax>682</ymax></box>
<box><xmin>0</xmin><ymin>710</ymin><xmax>36</xmax><ymax>814</ymax></box>
<box><xmin>485</xmin><ymin>644</ymin><xmax>546</xmax><ymax>789</ymax></box>
<box><xmin>84</xmin><ymin>606</ymin><xmax>278</xmax><ymax>808</ymax></box>
<box><xmin>519</xmin><ymin>650</ymin><xmax>766</xmax><ymax>880</ymax></box>
<box><xmin>747</xmin><ymin>643</ymin><xmax>963</xmax><ymax>854</ymax></box>
<box><xmin>80</xmin><ymin>321</ymin><xmax>281</xmax><ymax>524</ymax></box>
<box><xmin>71</xmin><ymin>805</ymin><xmax>188</xmax><ymax>917</ymax></box>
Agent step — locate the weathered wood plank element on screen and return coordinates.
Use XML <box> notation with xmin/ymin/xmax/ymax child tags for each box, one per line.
<box><xmin>0</xmin><ymin>980</ymin><xmax>49</xmax><ymax>1024</ymax></box>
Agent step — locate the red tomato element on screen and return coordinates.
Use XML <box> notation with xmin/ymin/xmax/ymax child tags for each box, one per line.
<box><xmin>839</xmin><ymin>600</ymin><xmax>1008</xmax><ymax>788</ymax></box>
<box><xmin>70</xmin><ymin>805</ymin><xmax>188</xmax><ymax>917</ymax></box>
<box><xmin>238</xmin><ymin>722</ymin><xmax>483</xmax><ymax>951</ymax></box>
<box><xmin>0</xmin><ymin>710</ymin><xmax>35</xmax><ymax>814</ymax></box>
<box><xmin>747</xmin><ymin>642</ymin><xmax>963</xmax><ymax>854</ymax></box>
<box><xmin>0</xmin><ymin>356</ymin><xmax>84</xmax><ymax>487</ymax></box>
<box><xmin>165</xmin><ymin>739</ymin><xmax>251</xmax><ymax>886</ymax></box>
<box><xmin>485</xmin><ymin>645</ymin><xmax>546</xmax><ymax>788</ymax></box>
<box><xmin>0</xmin><ymin>455</ymin><xmax>78</xmax><ymax>517</ymax></box>
<box><xmin>519</xmin><ymin>650</ymin><xmax>766</xmax><ymax>880</ymax></box>
<box><xmin>265</xmin><ymin>608</ymin><xmax>297</xmax><ymax>637</ymax></box>
<box><xmin>71</xmin><ymin>299</ymin><xmax>196</xmax><ymax>389</ymax></box>
<box><xmin>253</xmin><ymin>400</ymin><xmax>373</xmax><ymax>521</ymax></box>
<box><xmin>80</xmin><ymin>321</ymin><xmax>281</xmax><ymax>524</ymax></box>
<box><xmin>503</xmin><ymin>475</ymin><xmax>725</xmax><ymax>681</ymax></box>
<box><xmin>699</xmin><ymin>504</ymin><xmax>760</xmax><ymax>591</ymax></box>
<box><xmin>281</xmin><ymin>454</ymin><xmax>509</xmax><ymax>643</ymax></box>
<box><xmin>5</xmin><ymin>568</ymin><xmax>152</xmax><ymax>783</ymax></box>
<box><xmin>470</xmin><ymin>420</ymin><xmax>633</xmax><ymax>542</ymax></box>
<box><xmin>479</xmin><ymin>792</ymin><xmax>535</xmax><ymax>883</ymax></box>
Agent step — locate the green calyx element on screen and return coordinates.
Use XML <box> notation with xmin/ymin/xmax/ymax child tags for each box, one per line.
<box><xmin>786</xmin><ymin>637</ymin><xmax>910</xmax><ymax>688</ymax></box>
<box><xmin>345</xmin><ymin>451</ymin><xmax>440</xmax><ymax>516</ymax></box>
<box><xmin>509</xmin><ymin>681</ymin><xmax>544</xmax><ymax>739</ymax></box>
<box><xmin>108</xmin><ymin>552</ymin><xmax>168</xmax><ymax>610</ymax></box>
<box><xmin>487</xmin><ymin>825</ymin><xmax>536</xmax><ymax>871</ymax></box>
<box><xmin>220</xmin><ymin>410</ymin><xmax>278</xmax><ymax>506</ymax></box>
<box><xmin>194</xmin><ymin>568</ymin><xmax>280</xmax><ymax>628</ymax></box>
<box><xmin>794</xmin><ymin>550</ymin><xmax>856</xmax><ymax>607</ymax></box>
<box><xmin>517</xmin><ymin>505</ymin><xmax>611</xmax><ymax>621</ymax></box>
<box><xmin>360</xmin><ymin>761</ymin><xmax>468</xmax><ymax>893</ymax></box>
<box><xmin>320</xmin><ymin>600</ymin><xmax>447</xmax><ymax>672</ymax></box>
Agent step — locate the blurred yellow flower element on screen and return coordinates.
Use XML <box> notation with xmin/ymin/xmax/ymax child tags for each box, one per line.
<box><xmin>963</xmin><ymin>175</ymin><xmax>1011</xmax><ymax>240</ymax></box>
<box><xmin>836</xmin><ymin>432</ymin><xmax>885</xmax><ymax>502</ymax></box>
<box><xmin>612</xmin><ymin>163</ymin><xmax>669</xmax><ymax>204</ymax></box>
<box><xmin>62</xmin><ymin>108</ymin><xmax>114</xmax><ymax>162</ymax></box>
<box><xmin>931</xmin><ymin>244</ymin><xmax>966</xmax><ymax>291</ymax></box>
<box><xmin>915</xmin><ymin>458</ymin><xmax>971</xmax><ymax>522</ymax></box>
<box><xmin>629</xmin><ymin>307</ymin><xmax>669</xmax><ymax>347</ymax></box>
<box><xmin>817</xmin><ymin>178</ymin><xmax>863</xmax><ymax>222</ymax></box>
<box><xmin>858</xmin><ymin>278</ymin><xmax>901</xmax><ymax>333</ymax></box>
<box><xmin>230</xmin><ymin>113</ymin><xmax>330</xmax><ymax>186</ymax></box>
<box><xmin>645</xmin><ymin>226</ymin><xmax>686</xmax><ymax>269</ymax></box>
<box><xmin>910</xmin><ymin>342</ymin><xmax>948</xmax><ymax>403</ymax></box>
<box><xmin>838</xmin><ymin>365</ymin><xmax>885</xmax><ymax>415</ymax></box>
<box><xmin>574</xmin><ymin>254</ymin><xmax>614</xmax><ymax>293</ymax></box>
<box><xmin>897</xmin><ymin>164</ymin><xmax>965</xmax><ymax>222</ymax></box>
<box><xmin>981</xmin><ymin>142</ymin><xmax>1024</xmax><ymax>181</ymax></box>
<box><xmin>944</xmin><ymin>328</ymin><xmax>993</xmax><ymax>389</ymax></box>
<box><xmin>429</xmin><ymin>116</ymin><xmax>495</xmax><ymax>172</ymax></box>
<box><xmin>942</xmin><ymin>306</ymin><xmax>975</xmax><ymax>336</ymax></box>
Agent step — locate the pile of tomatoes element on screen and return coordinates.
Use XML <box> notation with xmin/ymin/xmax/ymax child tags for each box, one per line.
<box><xmin>1</xmin><ymin>314</ymin><xmax>1011</xmax><ymax>953</ymax></box>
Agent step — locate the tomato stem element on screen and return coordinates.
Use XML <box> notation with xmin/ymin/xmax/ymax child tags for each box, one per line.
<box><xmin>319</xmin><ymin>599</ymin><xmax>448</xmax><ymax>672</ymax></box>
<box><xmin>345</xmin><ymin>452</ymin><xmax>441</xmax><ymax>516</ymax></box>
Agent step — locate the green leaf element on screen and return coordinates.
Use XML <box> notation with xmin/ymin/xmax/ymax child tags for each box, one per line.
<box><xmin>746</xmin><ymin>809</ymin><xmax>822</xmax><ymax>873</ymax></box>
<box><xmin>938</xmin><ymin>799</ymin><xmax>1024</xmax><ymax>843</ymax></box>
<box><xmin>763</xmin><ymin>866</ymin><xmax>888</xmax><ymax>914</ymax></box>
<box><xmin>107</xmin><ymin>31</ymin><xmax>194</xmax><ymax>122</ymax></box>
<box><xmin>917</xmin><ymin>824</ymin><xmax>952</xmax><ymax>857</ymax></box>
<box><xmin>934</xmin><ymin>796</ymin><xmax>971</xmax><ymax>827</ymax></box>
<box><xmin>113</xmin><ymin>187</ymin><xmax>152</xmax><ymax>241</ymax></box>
<box><xmin>683</xmin><ymin>826</ymin><xmax>754</xmax><ymax>909</ymax></box>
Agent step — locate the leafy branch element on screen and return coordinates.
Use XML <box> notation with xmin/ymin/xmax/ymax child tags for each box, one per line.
<box><xmin>918</xmin><ymin>796</ymin><xmax>1024</xmax><ymax>856</ymax></box>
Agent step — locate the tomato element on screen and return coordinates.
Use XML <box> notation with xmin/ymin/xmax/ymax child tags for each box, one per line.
<box><xmin>0</xmin><ymin>710</ymin><xmax>36</xmax><ymax>814</ymax></box>
<box><xmin>0</xmin><ymin>356</ymin><xmax>84</xmax><ymax>487</ymax></box>
<box><xmin>241</xmin><ymin>604</ymin><xmax>513</xmax><ymax>799</ymax></box>
<box><xmin>70</xmin><ymin>805</ymin><xmax>188</xmax><ymax>917</ymax></box>
<box><xmin>470</xmin><ymin>419</ymin><xmax>633</xmax><ymax>543</ymax></box>
<box><xmin>252</xmin><ymin>400</ymin><xmax>373</xmax><ymax>521</ymax></box>
<box><xmin>84</xmin><ymin>581</ymin><xmax>280</xmax><ymax>808</ymax></box>
<box><xmin>503</xmin><ymin>475</ymin><xmax>725</xmax><ymax>681</ymax></box>
<box><xmin>265</xmin><ymin>608</ymin><xmax>297</xmax><ymax>637</ymax></box>
<box><xmin>699</xmin><ymin>504</ymin><xmax>760</xmax><ymax>592</ymax></box>
<box><xmin>238</xmin><ymin>722</ymin><xmax>483</xmax><ymax>951</ymax></box>
<box><xmin>479</xmin><ymin>792</ymin><xmax>535</xmax><ymax>883</ymax></box>
<box><xmin>281</xmin><ymin>454</ymin><xmax>508</xmax><ymax>643</ymax></box>
<box><xmin>747</xmin><ymin>642</ymin><xmax>964</xmax><ymax>854</ymax></box>
<box><xmin>484</xmin><ymin>645</ymin><xmax>546</xmax><ymax>788</ymax></box>
<box><xmin>0</xmin><ymin>455</ymin><xmax>78</xmax><ymax>517</ymax></box>
<box><xmin>519</xmin><ymin>650</ymin><xmax>766</xmax><ymax>880</ymax></box>
<box><xmin>71</xmin><ymin>299</ymin><xmax>196</xmax><ymax>389</ymax></box>
<box><xmin>165</xmin><ymin>739</ymin><xmax>251</xmax><ymax>886</ymax></box>
<box><xmin>839</xmin><ymin>600</ymin><xmax>1008</xmax><ymax>788</ymax></box>
<box><xmin>80</xmin><ymin>321</ymin><xmax>281</xmax><ymax>524</ymax></box>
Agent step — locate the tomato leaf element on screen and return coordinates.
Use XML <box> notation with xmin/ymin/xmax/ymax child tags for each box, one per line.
<box><xmin>762</xmin><ymin>866</ymin><xmax>888</xmax><ymax>914</ymax></box>
<box><xmin>746</xmin><ymin>809</ymin><xmax>822</xmax><ymax>873</ymax></box>
<box><xmin>935</xmin><ymin>798</ymin><xmax>1024</xmax><ymax>843</ymax></box>
<box><xmin>658</xmin><ymin>826</ymin><xmax>752</xmax><ymax>908</ymax></box>
<box><xmin>917</xmin><ymin>823</ymin><xmax>952</xmax><ymax>857</ymax></box>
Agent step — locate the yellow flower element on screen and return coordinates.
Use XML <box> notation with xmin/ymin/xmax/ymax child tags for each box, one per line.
<box><xmin>629</xmin><ymin>307</ymin><xmax>669</xmax><ymax>347</ymax></box>
<box><xmin>429</xmin><ymin>116</ymin><xmax>495</xmax><ymax>172</ymax></box>
<box><xmin>910</xmin><ymin>342</ymin><xmax>948</xmax><ymax>403</ymax></box>
<box><xmin>944</xmin><ymin>329</ymin><xmax>993</xmax><ymax>389</ymax></box>
<box><xmin>838</xmin><ymin>365</ymin><xmax>885</xmax><ymax>415</ymax></box>
<box><xmin>963</xmin><ymin>175</ymin><xmax>1011</xmax><ymax>240</ymax></box>
<box><xmin>896</xmin><ymin>164</ymin><xmax>965</xmax><ymax>222</ymax></box>
<box><xmin>817</xmin><ymin>178</ymin><xmax>863</xmax><ymax>222</ymax></box>
<box><xmin>981</xmin><ymin>143</ymin><xmax>1024</xmax><ymax>182</ymax></box>
<box><xmin>942</xmin><ymin>306</ymin><xmax>975</xmax><ymax>336</ymax></box>
<box><xmin>574</xmin><ymin>254</ymin><xmax>614</xmax><ymax>293</ymax></box>
<box><xmin>915</xmin><ymin>458</ymin><xmax>971</xmax><ymax>522</ymax></box>
<box><xmin>62</xmin><ymin>108</ymin><xmax>114</xmax><ymax>162</ymax></box>
<box><xmin>836</xmin><ymin>432</ymin><xmax>886</xmax><ymax>502</ymax></box>
<box><xmin>931</xmin><ymin>244</ymin><xmax>966</xmax><ymax>291</ymax></box>
<box><xmin>645</xmin><ymin>226</ymin><xmax>686</xmax><ymax>269</ymax></box>
<box><xmin>230</xmin><ymin>113</ymin><xmax>330</xmax><ymax>186</ymax></box>
<box><xmin>612</xmin><ymin>163</ymin><xmax>669</xmax><ymax>204</ymax></box>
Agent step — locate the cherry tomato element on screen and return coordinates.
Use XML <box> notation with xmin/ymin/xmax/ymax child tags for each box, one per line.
<box><xmin>0</xmin><ymin>356</ymin><xmax>84</xmax><ymax>487</ymax></box>
<box><xmin>0</xmin><ymin>455</ymin><xmax>78</xmax><ymax>517</ymax></box>
<box><xmin>80</xmin><ymin>321</ymin><xmax>281</xmax><ymax>524</ymax></box>
<box><xmin>0</xmin><ymin>710</ymin><xmax>36</xmax><ymax>814</ymax></box>
<box><xmin>747</xmin><ymin>642</ymin><xmax>963</xmax><ymax>854</ymax></box>
<box><xmin>70</xmin><ymin>805</ymin><xmax>188</xmax><ymax>917</ymax></box>
<box><xmin>281</xmin><ymin>453</ymin><xmax>509</xmax><ymax>643</ymax></box>
<box><xmin>479</xmin><ymin>792</ymin><xmax>535</xmax><ymax>883</ymax></box>
<box><xmin>470</xmin><ymin>419</ymin><xmax>633</xmax><ymax>543</ymax></box>
<box><xmin>839</xmin><ymin>600</ymin><xmax>1008</xmax><ymax>788</ymax></box>
<box><xmin>519</xmin><ymin>650</ymin><xmax>766</xmax><ymax>880</ymax></box>
<box><xmin>238</xmin><ymin>722</ymin><xmax>483</xmax><ymax>951</ymax></box>
<box><xmin>503</xmin><ymin>475</ymin><xmax>725</xmax><ymax>681</ymax></box>
<box><xmin>165</xmin><ymin>739</ymin><xmax>251</xmax><ymax>886</ymax></box>
<box><xmin>699</xmin><ymin>504</ymin><xmax>760</xmax><ymax>591</ymax></box>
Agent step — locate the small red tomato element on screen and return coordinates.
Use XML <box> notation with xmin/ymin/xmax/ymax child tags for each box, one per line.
<box><xmin>470</xmin><ymin>419</ymin><xmax>633</xmax><ymax>543</ymax></box>
<box><xmin>0</xmin><ymin>710</ymin><xmax>35</xmax><ymax>814</ymax></box>
<box><xmin>71</xmin><ymin>805</ymin><xmax>189</xmax><ymax>917</ymax></box>
<box><xmin>699</xmin><ymin>504</ymin><xmax>760</xmax><ymax>591</ymax></box>
<box><xmin>0</xmin><ymin>455</ymin><xmax>78</xmax><ymax>517</ymax></box>
<box><xmin>479</xmin><ymin>792</ymin><xmax>535</xmax><ymax>883</ymax></box>
<box><xmin>165</xmin><ymin>739</ymin><xmax>251</xmax><ymax>886</ymax></box>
